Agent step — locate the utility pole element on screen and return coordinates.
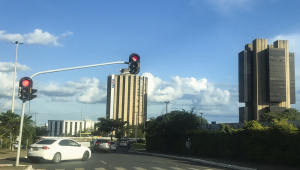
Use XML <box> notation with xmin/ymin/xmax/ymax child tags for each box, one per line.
<box><xmin>35</xmin><ymin>113</ymin><xmax>37</xmax><ymax>126</ymax></box>
<box><xmin>80</xmin><ymin>105</ymin><xmax>82</xmax><ymax>137</ymax></box>
<box><xmin>200</xmin><ymin>112</ymin><xmax>203</xmax><ymax>124</ymax></box>
<box><xmin>11</xmin><ymin>41</ymin><xmax>23</xmax><ymax>113</ymax></box>
<box><xmin>164</xmin><ymin>101</ymin><xmax>169</xmax><ymax>114</ymax></box>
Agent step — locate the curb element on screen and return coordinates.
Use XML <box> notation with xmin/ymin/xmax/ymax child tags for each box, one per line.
<box><xmin>129</xmin><ymin>150</ymin><xmax>256</xmax><ymax>170</ymax></box>
<box><xmin>0</xmin><ymin>164</ymin><xmax>32</xmax><ymax>170</ymax></box>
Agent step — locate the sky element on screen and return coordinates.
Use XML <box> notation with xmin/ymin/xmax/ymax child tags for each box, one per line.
<box><xmin>0</xmin><ymin>0</ymin><xmax>299</xmax><ymax>126</ymax></box>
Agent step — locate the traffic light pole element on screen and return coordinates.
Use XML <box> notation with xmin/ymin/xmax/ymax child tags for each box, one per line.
<box><xmin>16</xmin><ymin>101</ymin><xmax>25</xmax><ymax>166</ymax></box>
<box><xmin>16</xmin><ymin>60</ymin><xmax>130</xmax><ymax>166</ymax></box>
<box><xmin>30</xmin><ymin>61</ymin><xmax>128</xmax><ymax>78</ymax></box>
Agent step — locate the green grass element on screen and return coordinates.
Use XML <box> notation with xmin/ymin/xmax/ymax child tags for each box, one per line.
<box><xmin>131</xmin><ymin>143</ymin><xmax>146</xmax><ymax>150</ymax></box>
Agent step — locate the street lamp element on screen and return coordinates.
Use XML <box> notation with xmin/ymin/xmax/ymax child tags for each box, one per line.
<box><xmin>35</xmin><ymin>113</ymin><xmax>37</xmax><ymax>126</ymax></box>
<box><xmin>11</xmin><ymin>41</ymin><xmax>23</xmax><ymax>113</ymax></box>
<box><xmin>164</xmin><ymin>101</ymin><xmax>169</xmax><ymax>114</ymax></box>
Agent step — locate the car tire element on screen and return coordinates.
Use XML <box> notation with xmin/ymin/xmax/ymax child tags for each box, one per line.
<box><xmin>82</xmin><ymin>151</ymin><xmax>89</xmax><ymax>161</ymax></box>
<box><xmin>52</xmin><ymin>153</ymin><xmax>61</xmax><ymax>164</ymax></box>
<box><xmin>31</xmin><ymin>158</ymin><xmax>41</xmax><ymax>163</ymax></box>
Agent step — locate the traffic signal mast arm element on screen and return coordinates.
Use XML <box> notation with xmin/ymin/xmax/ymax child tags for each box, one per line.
<box><xmin>30</xmin><ymin>61</ymin><xmax>128</xmax><ymax>78</ymax></box>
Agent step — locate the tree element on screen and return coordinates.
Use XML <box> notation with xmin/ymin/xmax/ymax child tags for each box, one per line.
<box><xmin>145</xmin><ymin>108</ymin><xmax>201</xmax><ymax>136</ymax></box>
<box><xmin>95</xmin><ymin>118</ymin><xmax>128</xmax><ymax>140</ymax></box>
<box><xmin>260</xmin><ymin>108</ymin><xmax>300</xmax><ymax>122</ymax></box>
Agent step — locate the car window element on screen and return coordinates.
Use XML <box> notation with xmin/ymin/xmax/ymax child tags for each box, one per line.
<box><xmin>36</xmin><ymin>139</ymin><xmax>56</xmax><ymax>145</ymax></box>
<box><xmin>58</xmin><ymin>140</ymin><xmax>69</xmax><ymax>146</ymax></box>
<box><xmin>69</xmin><ymin>140</ymin><xmax>80</xmax><ymax>146</ymax></box>
<box><xmin>96</xmin><ymin>140</ymin><xmax>108</xmax><ymax>143</ymax></box>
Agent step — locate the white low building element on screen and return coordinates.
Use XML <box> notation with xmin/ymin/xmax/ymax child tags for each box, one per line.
<box><xmin>48</xmin><ymin>119</ymin><xmax>98</xmax><ymax>136</ymax></box>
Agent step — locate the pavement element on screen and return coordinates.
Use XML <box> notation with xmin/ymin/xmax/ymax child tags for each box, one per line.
<box><xmin>0</xmin><ymin>148</ymin><xmax>300</xmax><ymax>170</ymax></box>
<box><xmin>0</xmin><ymin>149</ymin><xmax>31</xmax><ymax>170</ymax></box>
<box><xmin>129</xmin><ymin>149</ymin><xmax>300</xmax><ymax>170</ymax></box>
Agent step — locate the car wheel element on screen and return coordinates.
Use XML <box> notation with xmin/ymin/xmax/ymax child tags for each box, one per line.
<box><xmin>82</xmin><ymin>151</ymin><xmax>89</xmax><ymax>161</ymax></box>
<box><xmin>52</xmin><ymin>153</ymin><xmax>61</xmax><ymax>164</ymax></box>
<box><xmin>31</xmin><ymin>158</ymin><xmax>41</xmax><ymax>163</ymax></box>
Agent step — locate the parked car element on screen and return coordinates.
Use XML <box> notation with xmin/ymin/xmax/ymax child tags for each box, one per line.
<box><xmin>91</xmin><ymin>139</ymin><xmax>111</xmax><ymax>153</ymax></box>
<box><xmin>119</xmin><ymin>140</ymin><xmax>128</xmax><ymax>147</ymax></box>
<box><xmin>14</xmin><ymin>143</ymin><xmax>18</xmax><ymax>149</ymax></box>
<box><xmin>27</xmin><ymin>138</ymin><xmax>91</xmax><ymax>164</ymax></box>
<box><xmin>109</xmin><ymin>141</ymin><xmax>117</xmax><ymax>152</ymax></box>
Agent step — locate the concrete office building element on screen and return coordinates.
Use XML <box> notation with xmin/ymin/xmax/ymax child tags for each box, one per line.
<box><xmin>48</xmin><ymin>119</ymin><xmax>98</xmax><ymax>136</ymax></box>
<box><xmin>239</xmin><ymin>39</ymin><xmax>296</xmax><ymax>123</ymax></box>
<box><xmin>106</xmin><ymin>74</ymin><xmax>148</xmax><ymax>126</ymax></box>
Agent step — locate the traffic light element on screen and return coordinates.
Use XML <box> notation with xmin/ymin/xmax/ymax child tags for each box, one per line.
<box><xmin>128</xmin><ymin>53</ymin><xmax>140</xmax><ymax>74</ymax></box>
<box><xmin>18</xmin><ymin>77</ymin><xmax>37</xmax><ymax>101</ymax></box>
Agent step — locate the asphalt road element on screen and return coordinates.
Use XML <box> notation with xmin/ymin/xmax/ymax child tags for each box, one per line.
<box><xmin>0</xmin><ymin>144</ymin><xmax>231</xmax><ymax>170</ymax></box>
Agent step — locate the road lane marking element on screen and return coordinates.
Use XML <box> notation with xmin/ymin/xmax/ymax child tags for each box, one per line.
<box><xmin>114</xmin><ymin>167</ymin><xmax>127</xmax><ymax>170</ymax></box>
<box><xmin>101</xmin><ymin>161</ymin><xmax>107</xmax><ymax>164</ymax></box>
<box><xmin>75</xmin><ymin>168</ymin><xmax>85</xmax><ymax>170</ymax></box>
<box><xmin>153</xmin><ymin>160</ymin><xmax>164</xmax><ymax>164</ymax></box>
<box><xmin>133</xmin><ymin>167</ymin><xmax>147</xmax><ymax>170</ymax></box>
<box><xmin>187</xmin><ymin>168</ymin><xmax>200</xmax><ymax>170</ymax></box>
<box><xmin>95</xmin><ymin>168</ymin><xmax>106</xmax><ymax>170</ymax></box>
<box><xmin>152</xmin><ymin>167</ymin><xmax>167</xmax><ymax>170</ymax></box>
<box><xmin>55</xmin><ymin>169</ymin><xmax>65</xmax><ymax>170</ymax></box>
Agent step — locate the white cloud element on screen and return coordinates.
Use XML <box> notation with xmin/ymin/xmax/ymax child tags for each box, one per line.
<box><xmin>0</xmin><ymin>29</ymin><xmax>72</xmax><ymax>46</ymax></box>
<box><xmin>0</xmin><ymin>62</ymin><xmax>30</xmax><ymax>72</ymax></box>
<box><xmin>0</xmin><ymin>72</ymin><xmax>17</xmax><ymax>98</ymax></box>
<box><xmin>77</xmin><ymin>87</ymin><xmax>106</xmax><ymax>104</ymax></box>
<box><xmin>40</xmin><ymin>83</ymin><xmax>78</xmax><ymax>97</ymax></box>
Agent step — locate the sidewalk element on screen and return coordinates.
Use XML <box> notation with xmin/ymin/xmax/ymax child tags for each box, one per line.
<box><xmin>0</xmin><ymin>149</ymin><xmax>31</xmax><ymax>170</ymax></box>
<box><xmin>129</xmin><ymin>149</ymin><xmax>300</xmax><ymax>170</ymax></box>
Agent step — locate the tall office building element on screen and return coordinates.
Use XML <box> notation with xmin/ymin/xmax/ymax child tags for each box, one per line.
<box><xmin>106</xmin><ymin>74</ymin><xmax>148</xmax><ymax>126</ymax></box>
<box><xmin>239</xmin><ymin>39</ymin><xmax>296</xmax><ymax>123</ymax></box>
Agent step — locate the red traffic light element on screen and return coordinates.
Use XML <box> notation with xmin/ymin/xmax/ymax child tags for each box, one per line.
<box><xmin>22</xmin><ymin>80</ymin><xmax>30</xmax><ymax>87</ymax></box>
<box><xmin>132</xmin><ymin>55</ymin><xmax>139</xmax><ymax>62</ymax></box>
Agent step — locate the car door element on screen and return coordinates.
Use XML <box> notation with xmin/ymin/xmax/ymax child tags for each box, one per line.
<box><xmin>68</xmin><ymin>140</ymin><xmax>83</xmax><ymax>159</ymax></box>
<box><xmin>58</xmin><ymin>140</ymin><xmax>72</xmax><ymax>160</ymax></box>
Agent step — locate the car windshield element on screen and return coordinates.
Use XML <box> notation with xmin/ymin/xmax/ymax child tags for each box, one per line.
<box><xmin>96</xmin><ymin>140</ymin><xmax>108</xmax><ymax>143</ymax></box>
<box><xmin>36</xmin><ymin>139</ymin><xmax>56</xmax><ymax>145</ymax></box>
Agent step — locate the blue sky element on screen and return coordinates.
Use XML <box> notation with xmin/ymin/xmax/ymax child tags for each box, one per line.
<box><xmin>0</xmin><ymin>0</ymin><xmax>299</xmax><ymax>125</ymax></box>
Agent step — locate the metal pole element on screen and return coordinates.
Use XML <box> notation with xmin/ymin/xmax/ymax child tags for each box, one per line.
<box><xmin>135</xmin><ymin>113</ymin><xmax>138</xmax><ymax>143</ymax></box>
<box><xmin>16</xmin><ymin>101</ymin><xmax>25</xmax><ymax>166</ymax></box>
<box><xmin>11</xmin><ymin>41</ymin><xmax>23</xmax><ymax>113</ymax></box>
<box><xmin>80</xmin><ymin>105</ymin><xmax>82</xmax><ymax>137</ymax></box>
<box><xmin>28</xmin><ymin>101</ymin><xmax>30</xmax><ymax>116</ymax></box>
<box><xmin>30</xmin><ymin>61</ymin><xmax>127</xmax><ymax>79</ymax></box>
<box><xmin>164</xmin><ymin>101</ymin><xmax>169</xmax><ymax>114</ymax></box>
<box><xmin>35</xmin><ymin>113</ymin><xmax>37</xmax><ymax>126</ymax></box>
<box><xmin>200</xmin><ymin>112</ymin><xmax>203</xmax><ymax>124</ymax></box>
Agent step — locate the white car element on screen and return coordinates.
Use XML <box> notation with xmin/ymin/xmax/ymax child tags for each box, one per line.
<box><xmin>27</xmin><ymin>138</ymin><xmax>91</xmax><ymax>163</ymax></box>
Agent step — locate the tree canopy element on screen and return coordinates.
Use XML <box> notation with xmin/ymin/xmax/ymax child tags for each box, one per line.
<box><xmin>146</xmin><ymin>108</ymin><xmax>208</xmax><ymax>136</ymax></box>
<box><xmin>260</xmin><ymin>108</ymin><xmax>300</xmax><ymax>122</ymax></box>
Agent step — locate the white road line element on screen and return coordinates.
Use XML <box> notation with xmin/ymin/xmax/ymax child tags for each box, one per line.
<box><xmin>152</xmin><ymin>167</ymin><xmax>167</xmax><ymax>170</ymax></box>
<box><xmin>114</xmin><ymin>167</ymin><xmax>127</xmax><ymax>170</ymax></box>
<box><xmin>101</xmin><ymin>161</ymin><xmax>107</xmax><ymax>164</ymax></box>
<box><xmin>75</xmin><ymin>168</ymin><xmax>85</xmax><ymax>170</ymax></box>
<box><xmin>153</xmin><ymin>160</ymin><xmax>164</xmax><ymax>164</ymax></box>
<box><xmin>187</xmin><ymin>168</ymin><xmax>200</xmax><ymax>170</ymax></box>
<box><xmin>133</xmin><ymin>167</ymin><xmax>147</xmax><ymax>170</ymax></box>
<box><xmin>95</xmin><ymin>168</ymin><xmax>106</xmax><ymax>170</ymax></box>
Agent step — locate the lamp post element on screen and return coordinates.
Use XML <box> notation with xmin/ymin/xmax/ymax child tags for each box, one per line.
<box><xmin>164</xmin><ymin>101</ymin><xmax>169</xmax><ymax>114</ymax></box>
<box><xmin>200</xmin><ymin>112</ymin><xmax>203</xmax><ymax>124</ymax></box>
<box><xmin>11</xmin><ymin>41</ymin><xmax>23</xmax><ymax>113</ymax></box>
<box><xmin>35</xmin><ymin>113</ymin><xmax>37</xmax><ymax>126</ymax></box>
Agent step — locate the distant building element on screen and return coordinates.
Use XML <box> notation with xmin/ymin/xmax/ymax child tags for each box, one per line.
<box><xmin>106</xmin><ymin>74</ymin><xmax>148</xmax><ymax>126</ymax></box>
<box><xmin>48</xmin><ymin>119</ymin><xmax>98</xmax><ymax>136</ymax></box>
<box><xmin>239</xmin><ymin>39</ymin><xmax>296</xmax><ymax>123</ymax></box>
